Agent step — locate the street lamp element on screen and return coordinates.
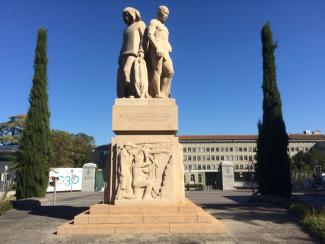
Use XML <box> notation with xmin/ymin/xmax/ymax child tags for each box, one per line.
<box><xmin>70</xmin><ymin>169</ymin><xmax>74</xmax><ymax>195</ymax></box>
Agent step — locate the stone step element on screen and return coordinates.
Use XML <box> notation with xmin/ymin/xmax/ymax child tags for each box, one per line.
<box><xmin>89</xmin><ymin>203</ymin><xmax>197</xmax><ymax>215</ymax></box>
<box><xmin>74</xmin><ymin>211</ymin><xmax>213</xmax><ymax>224</ymax></box>
<box><xmin>57</xmin><ymin>222</ymin><xmax>227</xmax><ymax>235</ymax></box>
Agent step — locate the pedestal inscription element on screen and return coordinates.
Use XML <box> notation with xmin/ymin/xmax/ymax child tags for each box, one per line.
<box><xmin>112</xmin><ymin>99</ymin><xmax>178</xmax><ymax>132</ymax></box>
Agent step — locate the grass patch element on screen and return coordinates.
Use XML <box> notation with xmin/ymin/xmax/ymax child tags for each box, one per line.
<box><xmin>288</xmin><ymin>202</ymin><xmax>325</xmax><ymax>242</ymax></box>
<box><xmin>0</xmin><ymin>200</ymin><xmax>12</xmax><ymax>216</ymax></box>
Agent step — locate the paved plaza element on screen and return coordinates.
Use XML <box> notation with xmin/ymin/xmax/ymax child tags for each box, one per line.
<box><xmin>0</xmin><ymin>190</ymin><xmax>321</xmax><ymax>243</ymax></box>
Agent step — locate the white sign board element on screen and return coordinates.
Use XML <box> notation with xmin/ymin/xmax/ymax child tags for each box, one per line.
<box><xmin>47</xmin><ymin>168</ymin><xmax>83</xmax><ymax>192</ymax></box>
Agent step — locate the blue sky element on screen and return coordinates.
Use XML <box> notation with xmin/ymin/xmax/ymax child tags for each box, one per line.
<box><xmin>1</xmin><ymin>0</ymin><xmax>324</xmax><ymax>146</ymax></box>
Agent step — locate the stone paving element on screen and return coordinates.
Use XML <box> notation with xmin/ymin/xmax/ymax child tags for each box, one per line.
<box><xmin>0</xmin><ymin>190</ymin><xmax>321</xmax><ymax>243</ymax></box>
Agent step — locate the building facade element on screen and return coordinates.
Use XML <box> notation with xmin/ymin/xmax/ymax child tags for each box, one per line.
<box><xmin>179</xmin><ymin>134</ymin><xmax>325</xmax><ymax>188</ymax></box>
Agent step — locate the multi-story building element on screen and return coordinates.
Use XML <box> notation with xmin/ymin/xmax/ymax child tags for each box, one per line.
<box><xmin>179</xmin><ymin>134</ymin><xmax>325</xmax><ymax>188</ymax></box>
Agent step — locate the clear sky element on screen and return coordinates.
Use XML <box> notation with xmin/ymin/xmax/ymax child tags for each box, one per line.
<box><xmin>1</xmin><ymin>0</ymin><xmax>324</xmax><ymax>146</ymax></box>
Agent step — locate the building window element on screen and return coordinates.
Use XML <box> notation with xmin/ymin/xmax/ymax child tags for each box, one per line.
<box><xmin>206</xmin><ymin>148</ymin><xmax>210</xmax><ymax>152</ymax></box>
<box><xmin>244</xmin><ymin>147</ymin><xmax>247</xmax><ymax>152</ymax></box>
<box><xmin>207</xmin><ymin>155</ymin><xmax>210</xmax><ymax>161</ymax></box>
<box><xmin>248</xmin><ymin>147</ymin><xmax>252</xmax><ymax>152</ymax></box>
<box><xmin>198</xmin><ymin>165</ymin><xmax>201</xmax><ymax>170</ymax></box>
<box><xmin>193</xmin><ymin>147</ymin><xmax>196</xmax><ymax>152</ymax></box>
<box><xmin>234</xmin><ymin>155</ymin><xmax>238</xmax><ymax>161</ymax></box>
<box><xmin>197</xmin><ymin>156</ymin><xmax>201</xmax><ymax>161</ymax></box>
<box><xmin>211</xmin><ymin>164</ymin><xmax>215</xmax><ymax>170</ymax></box>
<box><xmin>253</xmin><ymin>147</ymin><xmax>257</xmax><ymax>152</ymax></box>
<box><xmin>239</xmin><ymin>147</ymin><xmax>243</xmax><ymax>152</ymax></box>
<box><xmin>183</xmin><ymin>155</ymin><xmax>187</xmax><ymax>161</ymax></box>
<box><xmin>188</xmin><ymin>148</ymin><xmax>191</xmax><ymax>152</ymax></box>
<box><xmin>239</xmin><ymin>156</ymin><xmax>243</xmax><ymax>161</ymax></box>
<box><xmin>234</xmin><ymin>147</ymin><xmax>238</xmax><ymax>152</ymax></box>
<box><xmin>188</xmin><ymin>165</ymin><xmax>192</xmax><ymax>170</ymax></box>
<box><xmin>244</xmin><ymin>156</ymin><xmax>248</xmax><ymax>160</ymax></box>
<box><xmin>188</xmin><ymin>156</ymin><xmax>191</xmax><ymax>161</ymax></box>
<box><xmin>225</xmin><ymin>147</ymin><xmax>228</xmax><ymax>152</ymax></box>
<box><xmin>183</xmin><ymin>147</ymin><xmax>187</xmax><ymax>152</ymax></box>
<box><xmin>198</xmin><ymin>174</ymin><xmax>202</xmax><ymax>183</ymax></box>
<box><xmin>211</xmin><ymin>147</ymin><xmax>214</xmax><ymax>152</ymax></box>
<box><xmin>193</xmin><ymin>156</ymin><xmax>196</xmax><ymax>161</ymax></box>
<box><xmin>290</xmin><ymin>147</ymin><xmax>294</xmax><ymax>152</ymax></box>
<box><xmin>203</xmin><ymin>165</ymin><xmax>206</xmax><ymax>170</ymax></box>
<box><xmin>197</xmin><ymin>147</ymin><xmax>201</xmax><ymax>152</ymax></box>
<box><xmin>229</xmin><ymin>147</ymin><xmax>233</xmax><ymax>152</ymax></box>
<box><xmin>240</xmin><ymin>165</ymin><xmax>243</xmax><ymax>169</ymax></box>
<box><xmin>229</xmin><ymin>155</ymin><xmax>233</xmax><ymax>161</ymax></box>
<box><xmin>221</xmin><ymin>156</ymin><xmax>224</xmax><ymax>160</ymax></box>
<box><xmin>295</xmin><ymin>147</ymin><xmax>299</xmax><ymax>152</ymax></box>
<box><xmin>249</xmin><ymin>156</ymin><xmax>253</xmax><ymax>161</ymax></box>
<box><xmin>216</xmin><ymin>156</ymin><xmax>219</xmax><ymax>160</ymax></box>
<box><xmin>220</xmin><ymin>147</ymin><xmax>224</xmax><ymax>152</ymax></box>
<box><xmin>211</xmin><ymin>155</ymin><xmax>215</xmax><ymax>161</ymax></box>
<box><xmin>207</xmin><ymin>165</ymin><xmax>210</xmax><ymax>170</ymax></box>
<box><xmin>191</xmin><ymin>174</ymin><xmax>195</xmax><ymax>182</ymax></box>
<box><xmin>216</xmin><ymin>147</ymin><xmax>219</xmax><ymax>152</ymax></box>
<box><xmin>305</xmin><ymin>147</ymin><xmax>309</xmax><ymax>152</ymax></box>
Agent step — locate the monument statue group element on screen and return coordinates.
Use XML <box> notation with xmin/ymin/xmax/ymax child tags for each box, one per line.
<box><xmin>117</xmin><ymin>6</ymin><xmax>174</xmax><ymax>99</ymax></box>
<box><xmin>57</xmin><ymin>6</ymin><xmax>227</xmax><ymax>235</ymax></box>
<box><xmin>108</xmin><ymin>5</ymin><xmax>185</xmax><ymax>204</ymax></box>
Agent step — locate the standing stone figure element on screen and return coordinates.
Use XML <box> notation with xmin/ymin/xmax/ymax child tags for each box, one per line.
<box><xmin>116</xmin><ymin>144</ymin><xmax>135</xmax><ymax>199</ymax></box>
<box><xmin>117</xmin><ymin>7</ymin><xmax>148</xmax><ymax>98</ymax></box>
<box><xmin>147</xmin><ymin>6</ymin><xmax>174</xmax><ymax>98</ymax></box>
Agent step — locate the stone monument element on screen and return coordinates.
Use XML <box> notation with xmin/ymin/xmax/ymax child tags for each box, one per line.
<box><xmin>220</xmin><ymin>161</ymin><xmax>234</xmax><ymax>190</ymax></box>
<box><xmin>57</xmin><ymin>6</ymin><xmax>226</xmax><ymax>235</ymax></box>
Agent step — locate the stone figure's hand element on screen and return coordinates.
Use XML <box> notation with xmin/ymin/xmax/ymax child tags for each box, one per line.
<box><xmin>157</xmin><ymin>49</ymin><xmax>163</xmax><ymax>58</ymax></box>
<box><xmin>138</xmin><ymin>52</ymin><xmax>144</xmax><ymax>59</ymax></box>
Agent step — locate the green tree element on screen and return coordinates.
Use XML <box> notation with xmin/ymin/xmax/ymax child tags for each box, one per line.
<box><xmin>50</xmin><ymin>130</ymin><xmax>95</xmax><ymax>168</ymax></box>
<box><xmin>256</xmin><ymin>23</ymin><xmax>291</xmax><ymax>197</ymax></box>
<box><xmin>0</xmin><ymin>115</ymin><xmax>26</xmax><ymax>145</ymax></box>
<box><xmin>15</xmin><ymin>28</ymin><xmax>51</xmax><ymax>199</ymax></box>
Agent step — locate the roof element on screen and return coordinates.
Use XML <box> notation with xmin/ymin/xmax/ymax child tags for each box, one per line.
<box><xmin>178</xmin><ymin>134</ymin><xmax>325</xmax><ymax>141</ymax></box>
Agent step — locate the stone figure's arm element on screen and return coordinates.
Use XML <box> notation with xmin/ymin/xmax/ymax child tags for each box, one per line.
<box><xmin>138</xmin><ymin>161</ymin><xmax>151</xmax><ymax>168</ymax></box>
<box><xmin>148</xmin><ymin>20</ymin><xmax>159</xmax><ymax>51</ymax></box>
<box><xmin>138</xmin><ymin>21</ymin><xmax>146</xmax><ymax>57</ymax></box>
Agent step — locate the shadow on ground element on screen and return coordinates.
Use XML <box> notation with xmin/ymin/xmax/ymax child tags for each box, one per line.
<box><xmin>13</xmin><ymin>204</ymin><xmax>88</xmax><ymax>220</ymax></box>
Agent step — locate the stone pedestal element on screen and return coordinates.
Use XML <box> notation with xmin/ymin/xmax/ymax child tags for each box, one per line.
<box><xmin>58</xmin><ymin>98</ymin><xmax>227</xmax><ymax>235</ymax></box>
<box><xmin>221</xmin><ymin>161</ymin><xmax>234</xmax><ymax>190</ymax></box>
<box><xmin>105</xmin><ymin>98</ymin><xmax>184</xmax><ymax>205</ymax></box>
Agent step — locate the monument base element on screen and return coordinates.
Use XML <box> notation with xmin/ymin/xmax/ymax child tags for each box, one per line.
<box><xmin>57</xmin><ymin>199</ymin><xmax>227</xmax><ymax>235</ymax></box>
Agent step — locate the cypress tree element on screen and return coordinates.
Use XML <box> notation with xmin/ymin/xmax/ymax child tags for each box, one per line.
<box><xmin>256</xmin><ymin>23</ymin><xmax>291</xmax><ymax>197</ymax></box>
<box><xmin>16</xmin><ymin>28</ymin><xmax>51</xmax><ymax>199</ymax></box>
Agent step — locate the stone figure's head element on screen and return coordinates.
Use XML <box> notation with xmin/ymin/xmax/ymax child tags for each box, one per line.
<box><xmin>157</xmin><ymin>5</ymin><xmax>169</xmax><ymax>23</ymax></box>
<box><xmin>123</xmin><ymin>7</ymin><xmax>141</xmax><ymax>25</ymax></box>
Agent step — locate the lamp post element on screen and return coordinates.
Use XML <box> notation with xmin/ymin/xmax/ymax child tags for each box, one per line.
<box><xmin>70</xmin><ymin>169</ymin><xmax>74</xmax><ymax>195</ymax></box>
<box><xmin>3</xmin><ymin>165</ymin><xmax>8</xmax><ymax>193</ymax></box>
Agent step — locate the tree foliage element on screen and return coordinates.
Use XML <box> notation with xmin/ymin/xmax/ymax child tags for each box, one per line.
<box><xmin>292</xmin><ymin>147</ymin><xmax>325</xmax><ymax>172</ymax></box>
<box><xmin>256</xmin><ymin>23</ymin><xmax>291</xmax><ymax>197</ymax></box>
<box><xmin>0</xmin><ymin>115</ymin><xmax>26</xmax><ymax>145</ymax></box>
<box><xmin>15</xmin><ymin>28</ymin><xmax>51</xmax><ymax>199</ymax></box>
<box><xmin>50</xmin><ymin>130</ymin><xmax>95</xmax><ymax>168</ymax></box>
